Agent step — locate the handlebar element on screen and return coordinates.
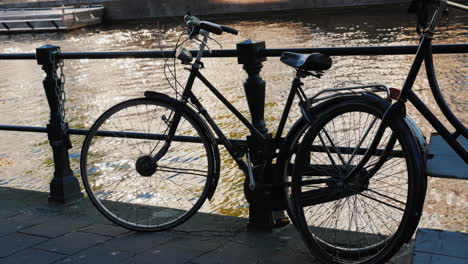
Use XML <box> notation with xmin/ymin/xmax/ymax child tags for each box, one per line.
<box><xmin>447</xmin><ymin>1</ymin><xmax>468</xmax><ymax>12</ymax></box>
<box><xmin>185</xmin><ymin>14</ymin><xmax>239</xmax><ymax>37</ymax></box>
<box><xmin>220</xmin><ymin>25</ymin><xmax>239</xmax><ymax>35</ymax></box>
<box><xmin>199</xmin><ymin>21</ymin><xmax>223</xmax><ymax>35</ymax></box>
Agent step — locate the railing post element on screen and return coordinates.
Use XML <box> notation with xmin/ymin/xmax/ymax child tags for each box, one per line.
<box><xmin>237</xmin><ymin>39</ymin><xmax>277</xmax><ymax>230</ymax></box>
<box><xmin>36</xmin><ymin>44</ymin><xmax>83</xmax><ymax>203</ymax></box>
<box><xmin>237</xmin><ymin>39</ymin><xmax>268</xmax><ymax>134</ymax></box>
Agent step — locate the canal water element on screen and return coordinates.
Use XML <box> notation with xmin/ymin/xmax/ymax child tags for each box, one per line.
<box><xmin>0</xmin><ymin>5</ymin><xmax>466</xmax><ymax>231</ymax></box>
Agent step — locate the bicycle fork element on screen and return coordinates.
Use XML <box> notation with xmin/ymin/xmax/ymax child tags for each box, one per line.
<box><xmin>133</xmin><ymin>105</ymin><xmax>184</xmax><ymax>177</ymax></box>
<box><xmin>149</xmin><ymin>64</ymin><xmax>200</xmax><ymax>165</ymax></box>
<box><xmin>150</xmin><ymin>109</ymin><xmax>184</xmax><ymax>164</ymax></box>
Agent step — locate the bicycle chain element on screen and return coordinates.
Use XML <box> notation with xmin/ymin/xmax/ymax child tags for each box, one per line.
<box><xmin>51</xmin><ymin>49</ymin><xmax>67</xmax><ymax>132</ymax></box>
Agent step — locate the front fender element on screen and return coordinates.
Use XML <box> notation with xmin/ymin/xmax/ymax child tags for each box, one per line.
<box><xmin>144</xmin><ymin>91</ymin><xmax>172</xmax><ymax>99</ymax></box>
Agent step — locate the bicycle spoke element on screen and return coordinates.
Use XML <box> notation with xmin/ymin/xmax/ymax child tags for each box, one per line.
<box><xmin>346</xmin><ymin>116</ymin><xmax>378</xmax><ymax>166</ymax></box>
<box><xmin>157</xmin><ymin>166</ymin><xmax>208</xmax><ymax>177</ymax></box>
<box><xmin>358</xmin><ymin>192</ymin><xmax>405</xmax><ymax>212</ymax></box>
<box><xmin>317</xmin><ymin>133</ymin><xmax>343</xmax><ymax>177</ymax></box>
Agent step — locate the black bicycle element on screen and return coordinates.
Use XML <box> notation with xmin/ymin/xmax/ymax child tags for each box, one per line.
<box><xmin>80</xmin><ymin>1</ymin><xmax>466</xmax><ymax>263</ymax></box>
<box><xmin>80</xmin><ymin>14</ymin><xmax>333</xmax><ymax>232</ymax></box>
<box><xmin>289</xmin><ymin>0</ymin><xmax>467</xmax><ymax>263</ymax></box>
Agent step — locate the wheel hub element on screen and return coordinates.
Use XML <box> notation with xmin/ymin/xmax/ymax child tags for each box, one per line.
<box><xmin>135</xmin><ymin>155</ymin><xmax>157</xmax><ymax>177</ymax></box>
<box><xmin>346</xmin><ymin>168</ymin><xmax>370</xmax><ymax>191</ymax></box>
<box><xmin>328</xmin><ymin>167</ymin><xmax>369</xmax><ymax>192</ymax></box>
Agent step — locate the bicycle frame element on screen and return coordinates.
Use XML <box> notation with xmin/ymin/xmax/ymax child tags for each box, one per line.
<box><xmin>147</xmin><ymin>28</ymin><xmax>315</xmax><ymax>195</ymax></box>
<box><xmin>176</xmin><ymin>62</ymin><xmax>307</xmax><ymax>173</ymax></box>
<box><xmin>347</xmin><ymin>0</ymin><xmax>468</xmax><ymax>183</ymax></box>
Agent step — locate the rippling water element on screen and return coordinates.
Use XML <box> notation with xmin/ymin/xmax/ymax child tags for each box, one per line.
<box><xmin>0</xmin><ymin>5</ymin><xmax>466</xmax><ymax>231</ymax></box>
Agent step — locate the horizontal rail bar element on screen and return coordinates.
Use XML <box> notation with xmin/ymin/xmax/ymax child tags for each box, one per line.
<box><xmin>1</xmin><ymin>125</ymin><xmax>402</xmax><ymax>157</ymax></box>
<box><xmin>0</xmin><ymin>53</ymin><xmax>37</xmax><ymax>59</ymax></box>
<box><xmin>261</xmin><ymin>44</ymin><xmax>468</xmax><ymax>56</ymax></box>
<box><xmin>0</xmin><ymin>125</ymin><xmax>246</xmax><ymax>145</ymax></box>
<box><xmin>0</xmin><ymin>44</ymin><xmax>467</xmax><ymax>60</ymax></box>
<box><xmin>309</xmin><ymin>144</ymin><xmax>404</xmax><ymax>158</ymax></box>
<box><xmin>0</xmin><ymin>125</ymin><xmax>47</xmax><ymax>133</ymax></box>
<box><xmin>60</xmin><ymin>49</ymin><xmax>239</xmax><ymax>59</ymax></box>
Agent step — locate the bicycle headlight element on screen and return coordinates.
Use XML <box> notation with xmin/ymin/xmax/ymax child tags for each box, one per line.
<box><xmin>176</xmin><ymin>46</ymin><xmax>193</xmax><ymax>64</ymax></box>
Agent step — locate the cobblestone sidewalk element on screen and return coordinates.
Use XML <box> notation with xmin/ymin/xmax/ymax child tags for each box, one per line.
<box><xmin>0</xmin><ymin>187</ymin><xmax>413</xmax><ymax>263</ymax></box>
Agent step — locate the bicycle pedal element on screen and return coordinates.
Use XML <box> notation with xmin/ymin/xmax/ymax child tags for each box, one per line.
<box><xmin>273</xmin><ymin>217</ymin><xmax>290</xmax><ymax>228</ymax></box>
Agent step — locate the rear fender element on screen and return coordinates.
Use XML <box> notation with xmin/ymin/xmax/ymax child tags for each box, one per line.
<box><xmin>279</xmin><ymin>92</ymin><xmax>398</xmax><ymax>178</ymax></box>
<box><xmin>404</xmin><ymin>116</ymin><xmax>427</xmax><ymax>158</ymax></box>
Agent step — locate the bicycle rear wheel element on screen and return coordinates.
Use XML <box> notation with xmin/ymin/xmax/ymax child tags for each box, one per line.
<box><xmin>291</xmin><ymin>95</ymin><xmax>426</xmax><ymax>264</ymax></box>
<box><xmin>81</xmin><ymin>96</ymin><xmax>217</xmax><ymax>231</ymax></box>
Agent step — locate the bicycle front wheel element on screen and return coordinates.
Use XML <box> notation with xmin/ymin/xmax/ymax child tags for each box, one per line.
<box><xmin>291</xmin><ymin>95</ymin><xmax>426</xmax><ymax>264</ymax></box>
<box><xmin>81</xmin><ymin>96</ymin><xmax>217</xmax><ymax>231</ymax></box>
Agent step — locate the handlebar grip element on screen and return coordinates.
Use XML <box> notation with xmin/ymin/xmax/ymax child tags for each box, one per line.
<box><xmin>199</xmin><ymin>21</ymin><xmax>223</xmax><ymax>35</ymax></box>
<box><xmin>220</xmin><ymin>25</ymin><xmax>239</xmax><ymax>35</ymax></box>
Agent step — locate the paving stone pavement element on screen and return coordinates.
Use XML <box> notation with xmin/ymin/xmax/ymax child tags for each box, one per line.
<box><xmin>0</xmin><ymin>187</ymin><xmax>413</xmax><ymax>263</ymax></box>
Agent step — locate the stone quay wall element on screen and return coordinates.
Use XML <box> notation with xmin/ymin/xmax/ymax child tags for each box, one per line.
<box><xmin>0</xmin><ymin>0</ymin><xmax>410</xmax><ymax>21</ymax></box>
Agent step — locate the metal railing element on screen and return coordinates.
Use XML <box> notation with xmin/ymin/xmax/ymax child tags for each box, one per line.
<box><xmin>0</xmin><ymin>44</ymin><xmax>467</xmax><ymax>60</ymax></box>
<box><xmin>0</xmin><ymin>42</ymin><xmax>467</xmax><ymax>208</ymax></box>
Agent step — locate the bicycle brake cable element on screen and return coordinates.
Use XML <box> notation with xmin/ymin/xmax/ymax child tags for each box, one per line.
<box><xmin>208</xmin><ymin>35</ymin><xmax>223</xmax><ymax>50</ymax></box>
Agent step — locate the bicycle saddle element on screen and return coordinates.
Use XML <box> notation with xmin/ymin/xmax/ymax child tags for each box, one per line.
<box><xmin>280</xmin><ymin>52</ymin><xmax>332</xmax><ymax>72</ymax></box>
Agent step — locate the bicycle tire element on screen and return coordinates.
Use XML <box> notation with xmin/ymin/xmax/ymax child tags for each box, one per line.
<box><xmin>81</xmin><ymin>96</ymin><xmax>218</xmax><ymax>231</ymax></box>
<box><xmin>276</xmin><ymin>117</ymin><xmax>311</xmax><ymax>225</ymax></box>
<box><xmin>291</xmin><ymin>95</ymin><xmax>426</xmax><ymax>264</ymax></box>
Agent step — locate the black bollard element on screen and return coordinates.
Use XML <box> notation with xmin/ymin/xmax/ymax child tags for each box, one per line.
<box><xmin>36</xmin><ymin>44</ymin><xmax>83</xmax><ymax>203</ymax></box>
<box><xmin>237</xmin><ymin>39</ymin><xmax>268</xmax><ymax>134</ymax></box>
<box><xmin>237</xmin><ymin>39</ymin><xmax>276</xmax><ymax>229</ymax></box>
